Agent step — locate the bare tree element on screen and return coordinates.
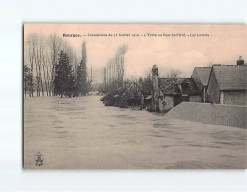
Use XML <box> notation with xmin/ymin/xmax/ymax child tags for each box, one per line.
<box><xmin>103</xmin><ymin>44</ymin><xmax>128</xmax><ymax>85</ymax></box>
<box><xmin>164</xmin><ymin>68</ymin><xmax>183</xmax><ymax>79</ymax></box>
<box><xmin>31</xmin><ymin>35</ymin><xmax>47</xmax><ymax>96</ymax></box>
<box><xmin>26</xmin><ymin>34</ymin><xmax>38</xmax><ymax>97</ymax></box>
<box><xmin>47</xmin><ymin>34</ymin><xmax>62</xmax><ymax>95</ymax></box>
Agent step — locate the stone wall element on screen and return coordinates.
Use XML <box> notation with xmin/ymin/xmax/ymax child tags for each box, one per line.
<box><xmin>189</xmin><ymin>95</ymin><xmax>202</xmax><ymax>102</ymax></box>
<box><xmin>223</xmin><ymin>90</ymin><xmax>247</xmax><ymax>105</ymax></box>
<box><xmin>165</xmin><ymin>102</ymin><xmax>247</xmax><ymax>128</ymax></box>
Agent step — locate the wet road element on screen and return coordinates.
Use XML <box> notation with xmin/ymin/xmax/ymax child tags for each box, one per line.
<box><xmin>24</xmin><ymin>96</ymin><xmax>246</xmax><ymax>169</ymax></box>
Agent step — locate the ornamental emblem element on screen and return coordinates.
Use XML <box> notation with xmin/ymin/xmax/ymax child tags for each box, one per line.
<box><xmin>34</xmin><ymin>152</ymin><xmax>44</xmax><ymax>166</ymax></box>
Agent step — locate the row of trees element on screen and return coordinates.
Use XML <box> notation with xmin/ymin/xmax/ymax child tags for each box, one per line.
<box><xmin>24</xmin><ymin>33</ymin><xmax>92</xmax><ymax>97</ymax></box>
<box><xmin>103</xmin><ymin>44</ymin><xmax>128</xmax><ymax>84</ymax></box>
<box><xmin>99</xmin><ymin>44</ymin><xmax>128</xmax><ymax>94</ymax></box>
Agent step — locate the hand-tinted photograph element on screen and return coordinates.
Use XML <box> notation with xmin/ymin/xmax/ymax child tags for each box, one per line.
<box><xmin>23</xmin><ymin>24</ymin><xmax>247</xmax><ymax>169</ymax></box>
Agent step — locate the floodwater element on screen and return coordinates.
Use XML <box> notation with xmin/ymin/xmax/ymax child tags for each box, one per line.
<box><xmin>24</xmin><ymin>95</ymin><xmax>247</xmax><ymax>169</ymax></box>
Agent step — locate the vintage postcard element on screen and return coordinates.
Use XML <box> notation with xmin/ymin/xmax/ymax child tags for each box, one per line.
<box><xmin>23</xmin><ymin>24</ymin><xmax>247</xmax><ymax>169</ymax></box>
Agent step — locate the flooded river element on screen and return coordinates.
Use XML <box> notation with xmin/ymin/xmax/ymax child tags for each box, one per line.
<box><xmin>24</xmin><ymin>96</ymin><xmax>246</xmax><ymax>169</ymax></box>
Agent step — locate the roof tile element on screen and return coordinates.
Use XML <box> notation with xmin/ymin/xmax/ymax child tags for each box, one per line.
<box><xmin>212</xmin><ymin>65</ymin><xmax>247</xmax><ymax>90</ymax></box>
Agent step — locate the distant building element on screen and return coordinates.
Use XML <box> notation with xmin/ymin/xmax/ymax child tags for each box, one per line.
<box><xmin>191</xmin><ymin>67</ymin><xmax>211</xmax><ymax>102</ymax></box>
<box><xmin>152</xmin><ymin>65</ymin><xmax>200</xmax><ymax>112</ymax></box>
<box><xmin>207</xmin><ymin>58</ymin><xmax>247</xmax><ymax>105</ymax></box>
<box><xmin>236</xmin><ymin>56</ymin><xmax>245</xmax><ymax>65</ymax></box>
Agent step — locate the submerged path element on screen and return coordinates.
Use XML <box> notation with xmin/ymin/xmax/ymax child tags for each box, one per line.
<box><xmin>24</xmin><ymin>96</ymin><xmax>246</xmax><ymax>169</ymax></box>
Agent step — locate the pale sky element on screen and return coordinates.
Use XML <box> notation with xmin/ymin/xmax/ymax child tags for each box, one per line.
<box><xmin>24</xmin><ymin>24</ymin><xmax>247</xmax><ymax>82</ymax></box>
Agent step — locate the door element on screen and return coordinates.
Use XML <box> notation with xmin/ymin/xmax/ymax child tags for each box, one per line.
<box><xmin>174</xmin><ymin>95</ymin><xmax>181</xmax><ymax>106</ymax></box>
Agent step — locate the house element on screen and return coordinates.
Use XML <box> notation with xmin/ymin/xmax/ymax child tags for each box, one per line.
<box><xmin>151</xmin><ymin>56</ymin><xmax>247</xmax><ymax>112</ymax></box>
<box><xmin>152</xmin><ymin>65</ymin><xmax>201</xmax><ymax>112</ymax></box>
<box><xmin>206</xmin><ymin>59</ymin><xmax>247</xmax><ymax>105</ymax></box>
<box><xmin>191</xmin><ymin>67</ymin><xmax>211</xmax><ymax>102</ymax></box>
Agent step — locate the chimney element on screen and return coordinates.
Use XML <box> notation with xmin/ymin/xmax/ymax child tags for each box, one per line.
<box><xmin>152</xmin><ymin>65</ymin><xmax>159</xmax><ymax>111</ymax></box>
<box><xmin>236</xmin><ymin>56</ymin><xmax>245</xmax><ymax>65</ymax></box>
<box><xmin>152</xmin><ymin>64</ymin><xmax>159</xmax><ymax>89</ymax></box>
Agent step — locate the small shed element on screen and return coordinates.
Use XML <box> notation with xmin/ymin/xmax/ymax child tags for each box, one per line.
<box><xmin>207</xmin><ymin>65</ymin><xmax>247</xmax><ymax>105</ymax></box>
<box><xmin>158</xmin><ymin>77</ymin><xmax>200</xmax><ymax>112</ymax></box>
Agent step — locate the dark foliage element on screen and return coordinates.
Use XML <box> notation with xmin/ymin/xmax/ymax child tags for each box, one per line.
<box><xmin>54</xmin><ymin>51</ymin><xmax>75</xmax><ymax>97</ymax></box>
<box><xmin>24</xmin><ymin>65</ymin><xmax>33</xmax><ymax>97</ymax></box>
<box><xmin>75</xmin><ymin>41</ymin><xmax>91</xmax><ymax>96</ymax></box>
